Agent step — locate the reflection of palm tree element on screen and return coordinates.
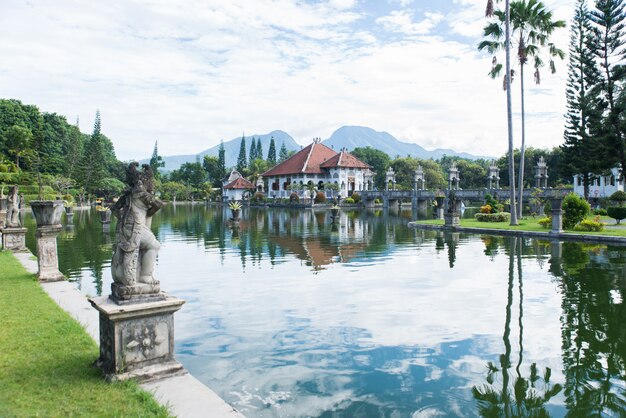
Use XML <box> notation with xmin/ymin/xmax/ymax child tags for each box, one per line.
<box><xmin>473</xmin><ymin>237</ymin><xmax>562</xmax><ymax>416</ymax></box>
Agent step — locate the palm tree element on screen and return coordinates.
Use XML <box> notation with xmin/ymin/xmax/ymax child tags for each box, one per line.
<box><xmin>305</xmin><ymin>181</ymin><xmax>317</xmax><ymax>205</ymax></box>
<box><xmin>480</xmin><ymin>0</ymin><xmax>565</xmax><ymax>219</ymax></box>
<box><xmin>485</xmin><ymin>0</ymin><xmax>518</xmax><ymax>225</ymax></box>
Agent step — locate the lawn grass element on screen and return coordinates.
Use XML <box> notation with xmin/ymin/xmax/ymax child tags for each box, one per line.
<box><xmin>413</xmin><ymin>216</ymin><xmax>626</xmax><ymax>237</ymax></box>
<box><xmin>0</xmin><ymin>251</ymin><xmax>172</xmax><ymax>417</ymax></box>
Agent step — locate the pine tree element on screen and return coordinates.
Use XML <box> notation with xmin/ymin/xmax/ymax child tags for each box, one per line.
<box><xmin>590</xmin><ymin>0</ymin><xmax>626</xmax><ymax>175</ymax></box>
<box><xmin>64</xmin><ymin>123</ymin><xmax>83</xmax><ymax>180</ymax></box>
<box><xmin>268</xmin><ymin>136</ymin><xmax>276</xmax><ymax>165</ymax></box>
<box><xmin>218</xmin><ymin>140</ymin><xmax>226</xmax><ymax>179</ymax></box>
<box><xmin>93</xmin><ymin>109</ymin><xmax>101</xmax><ymax>137</ymax></box>
<box><xmin>256</xmin><ymin>138</ymin><xmax>263</xmax><ymax>161</ymax></box>
<box><xmin>249</xmin><ymin>136</ymin><xmax>257</xmax><ymax>164</ymax></box>
<box><xmin>79</xmin><ymin>110</ymin><xmax>108</xmax><ymax>195</ymax></box>
<box><xmin>237</xmin><ymin>134</ymin><xmax>247</xmax><ymax>172</ymax></box>
<box><xmin>149</xmin><ymin>140</ymin><xmax>165</xmax><ymax>177</ymax></box>
<box><xmin>562</xmin><ymin>0</ymin><xmax>605</xmax><ymax>200</ymax></box>
<box><xmin>278</xmin><ymin>142</ymin><xmax>288</xmax><ymax>163</ymax></box>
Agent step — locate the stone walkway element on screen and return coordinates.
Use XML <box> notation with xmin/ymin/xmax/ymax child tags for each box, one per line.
<box><xmin>13</xmin><ymin>252</ymin><xmax>244</xmax><ymax>418</ymax></box>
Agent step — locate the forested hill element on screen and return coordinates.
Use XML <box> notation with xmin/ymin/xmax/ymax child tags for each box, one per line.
<box><xmin>0</xmin><ymin>98</ymin><xmax>124</xmax><ymax>200</ymax></box>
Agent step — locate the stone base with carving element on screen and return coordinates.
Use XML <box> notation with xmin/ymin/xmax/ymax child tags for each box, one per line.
<box><xmin>35</xmin><ymin>226</ymin><xmax>64</xmax><ymax>282</ymax></box>
<box><xmin>444</xmin><ymin>212</ymin><xmax>460</xmax><ymax>227</ymax></box>
<box><xmin>110</xmin><ymin>282</ymin><xmax>165</xmax><ymax>305</ymax></box>
<box><xmin>89</xmin><ymin>294</ymin><xmax>185</xmax><ymax>382</ymax></box>
<box><xmin>1</xmin><ymin>227</ymin><xmax>27</xmax><ymax>252</ymax></box>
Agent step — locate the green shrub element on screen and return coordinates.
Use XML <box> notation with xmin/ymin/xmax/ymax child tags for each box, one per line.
<box><xmin>609</xmin><ymin>190</ymin><xmax>626</xmax><ymax>205</ymax></box>
<box><xmin>484</xmin><ymin>194</ymin><xmax>499</xmax><ymax>213</ymax></box>
<box><xmin>253</xmin><ymin>192</ymin><xmax>265</xmax><ymax>203</ymax></box>
<box><xmin>593</xmin><ymin>208</ymin><xmax>608</xmax><ymax>216</ymax></box>
<box><xmin>343</xmin><ymin>197</ymin><xmax>355</xmax><ymax>204</ymax></box>
<box><xmin>474</xmin><ymin>212</ymin><xmax>510</xmax><ymax>222</ymax></box>
<box><xmin>543</xmin><ymin>202</ymin><xmax>552</xmax><ymax>216</ymax></box>
<box><xmin>0</xmin><ymin>172</ymin><xmax>18</xmax><ymax>183</ymax></box>
<box><xmin>314</xmin><ymin>191</ymin><xmax>326</xmax><ymax>203</ymax></box>
<box><xmin>23</xmin><ymin>194</ymin><xmax>58</xmax><ymax>204</ymax></box>
<box><xmin>573</xmin><ymin>218</ymin><xmax>605</xmax><ymax>232</ymax></box>
<box><xmin>562</xmin><ymin>193</ymin><xmax>590</xmax><ymax>230</ymax></box>
<box><xmin>374</xmin><ymin>198</ymin><xmax>382</xmax><ymax>204</ymax></box>
<box><xmin>538</xmin><ymin>216</ymin><xmax>551</xmax><ymax>229</ymax></box>
<box><xmin>19</xmin><ymin>185</ymin><xmax>55</xmax><ymax>195</ymax></box>
<box><xmin>607</xmin><ymin>206</ymin><xmax>626</xmax><ymax>224</ymax></box>
<box><xmin>351</xmin><ymin>192</ymin><xmax>361</xmax><ymax>203</ymax></box>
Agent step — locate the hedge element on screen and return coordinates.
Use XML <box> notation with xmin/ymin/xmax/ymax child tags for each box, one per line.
<box><xmin>474</xmin><ymin>212</ymin><xmax>510</xmax><ymax>222</ymax></box>
<box><xmin>573</xmin><ymin>219</ymin><xmax>605</xmax><ymax>232</ymax></box>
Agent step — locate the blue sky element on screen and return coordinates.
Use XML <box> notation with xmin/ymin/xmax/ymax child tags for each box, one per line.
<box><xmin>0</xmin><ymin>0</ymin><xmax>575</xmax><ymax>160</ymax></box>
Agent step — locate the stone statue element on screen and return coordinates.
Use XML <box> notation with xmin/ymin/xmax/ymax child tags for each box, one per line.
<box><xmin>110</xmin><ymin>163</ymin><xmax>164</xmax><ymax>299</ymax></box>
<box><xmin>6</xmin><ymin>186</ymin><xmax>20</xmax><ymax>227</ymax></box>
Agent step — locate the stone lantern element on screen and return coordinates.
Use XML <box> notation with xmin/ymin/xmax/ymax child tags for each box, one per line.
<box><xmin>487</xmin><ymin>160</ymin><xmax>500</xmax><ymax>189</ymax></box>
<box><xmin>535</xmin><ymin>156</ymin><xmax>548</xmax><ymax>188</ymax></box>
<box><xmin>385</xmin><ymin>167</ymin><xmax>396</xmax><ymax>191</ymax></box>
<box><xmin>414</xmin><ymin>165</ymin><xmax>425</xmax><ymax>191</ymax></box>
<box><xmin>448</xmin><ymin>163</ymin><xmax>460</xmax><ymax>190</ymax></box>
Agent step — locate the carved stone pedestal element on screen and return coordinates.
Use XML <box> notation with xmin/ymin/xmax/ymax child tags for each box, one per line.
<box><xmin>110</xmin><ymin>282</ymin><xmax>164</xmax><ymax>305</ymax></box>
<box><xmin>35</xmin><ymin>226</ymin><xmax>64</xmax><ymax>282</ymax></box>
<box><xmin>549</xmin><ymin>197</ymin><xmax>564</xmax><ymax>234</ymax></box>
<box><xmin>444</xmin><ymin>212</ymin><xmax>460</xmax><ymax>227</ymax></box>
<box><xmin>1</xmin><ymin>227</ymin><xmax>27</xmax><ymax>251</ymax></box>
<box><xmin>89</xmin><ymin>294</ymin><xmax>186</xmax><ymax>382</ymax></box>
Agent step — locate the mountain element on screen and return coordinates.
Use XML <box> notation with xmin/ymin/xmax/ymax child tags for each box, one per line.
<box><xmin>322</xmin><ymin>126</ymin><xmax>491</xmax><ymax>160</ymax></box>
<box><xmin>145</xmin><ymin>130</ymin><xmax>300</xmax><ymax>171</ymax></box>
<box><xmin>148</xmin><ymin>126</ymin><xmax>490</xmax><ymax>172</ymax></box>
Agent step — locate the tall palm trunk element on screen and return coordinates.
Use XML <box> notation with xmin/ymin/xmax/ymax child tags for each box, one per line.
<box><xmin>518</xmin><ymin>60</ymin><xmax>527</xmax><ymax>219</ymax></box>
<box><xmin>506</xmin><ymin>0</ymin><xmax>518</xmax><ymax>225</ymax></box>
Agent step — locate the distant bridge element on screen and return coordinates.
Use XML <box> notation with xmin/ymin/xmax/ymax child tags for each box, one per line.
<box><xmin>360</xmin><ymin>188</ymin><xmax>570</xmax><ymax>211</ymax></box>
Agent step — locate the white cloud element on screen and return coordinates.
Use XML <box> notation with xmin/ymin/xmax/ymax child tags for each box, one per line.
<box><xmin>0</xmin><ymin>0</ymin><xmax>575</xmax><ymax>161</ymax></box>
<box><xmin>376</xmin><ymin>10</ymin><xmax>444</xmax><ymax>36</ymax></box>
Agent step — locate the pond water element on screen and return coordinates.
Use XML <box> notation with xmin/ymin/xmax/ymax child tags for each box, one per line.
<box><xmin>24</xmin><ymin>205</ymin><xmax>626</xmax><ymax>417</ymax></box>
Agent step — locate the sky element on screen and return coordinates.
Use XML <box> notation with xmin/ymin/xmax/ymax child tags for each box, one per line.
<box><xmin>0</xmin><ymin>0</ymin><xmax>576</xmax><ymax>161</ymax></box>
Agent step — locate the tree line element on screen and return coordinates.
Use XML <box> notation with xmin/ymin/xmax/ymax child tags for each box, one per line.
<box><xmin>0</xmin><ymin>99</ymin><xmax>125</xmax><ymax>202</ymax></box>
<box><xmin>0</xmin><ymin>97</ymin><xmax>572</xmax><ymax>203</ymax></box>
<box><xmin>162</xmin><ymin>134</ymin><xmax>295</xmax><ymax>200</ymax></box>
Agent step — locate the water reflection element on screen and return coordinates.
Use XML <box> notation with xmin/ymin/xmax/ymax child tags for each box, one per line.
<box><xmin>472</xmin><ymin>238</ymin><xmax>563</xmax><ymax>417</ymax></box>
<box><xmin>22</xmin><ymin>205</ymin><xmax>626</xmax><ymax>417</ymax></box>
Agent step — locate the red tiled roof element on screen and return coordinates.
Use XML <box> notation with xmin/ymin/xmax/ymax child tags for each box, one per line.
<box><xmin>261</xmin><ymin>143</ymin><xmax>338</xmax><ymax>176</ymax></box>
<box><xmin>223</xmin><ymin>176</ymin><xmax>255</xmax><ymax>189</ymax></box>
<box><xmin>319</xmin><ymin>150</ymin><xmax>371</xmax><ymax>169</ymax></box>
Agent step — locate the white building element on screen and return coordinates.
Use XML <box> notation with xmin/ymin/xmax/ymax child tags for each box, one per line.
<box><xmin>222</xmin><ymin>170</ymin><xmax>255</xmax><ymax>202</ymax></box>
<box><xmin>261</xmin><ymin>141</ymin><xmax>373</xmax><ymax>199</ymax></box>
<box><xmin>573</xmin><ymin>167</ymin><xmax>624</xmax><ymax>198</ymax></box>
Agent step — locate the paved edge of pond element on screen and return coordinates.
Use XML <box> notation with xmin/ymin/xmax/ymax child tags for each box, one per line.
<box><xmin>12</xmin><ymin>251</ymin><xmax>245</xmax><ymax>418</ymax></box>
<box><xmin>407</xmin><ymin>222</ymin><xmax>626</xmax><ymax>245</ymax></box>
